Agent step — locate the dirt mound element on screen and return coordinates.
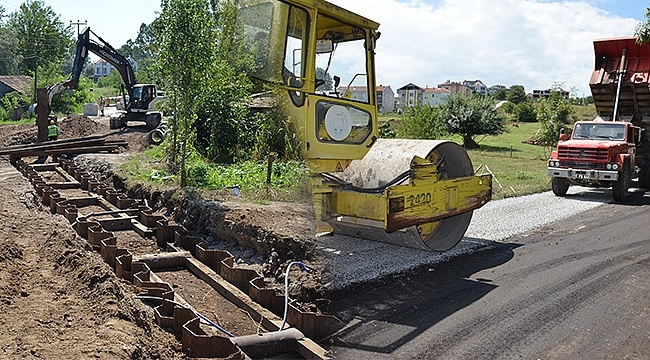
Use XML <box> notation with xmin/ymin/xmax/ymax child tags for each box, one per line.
<box><xmin>0</xmin><ymin>122</ymin><xmax>37</xmax><ymax>147</ymax></box>
<box><xmin>105</xmin><ymin>127</ymin><xmax>150</xmax><ymax>153</ymax></box>
<box><xmin>58</xmin><ymin>115</ymin><xmax>108</xmax><ymax>139</ymax></box>
<box><xmin>522</xmin><ymin>135</ymin><xmax>541</xmax><ymax>146</ymax></box>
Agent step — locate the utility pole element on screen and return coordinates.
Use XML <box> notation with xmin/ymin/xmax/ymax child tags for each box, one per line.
<box><xmin>70</xmin><ymin>20</ymin><xmax>87</xmax><ymax>36</ymax></box>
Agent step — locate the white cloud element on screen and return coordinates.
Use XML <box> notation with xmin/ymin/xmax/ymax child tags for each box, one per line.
<box><xmin>328</xmin><ymin>0</ymin><xmax>639</xmax><ymax>96</ymax></box>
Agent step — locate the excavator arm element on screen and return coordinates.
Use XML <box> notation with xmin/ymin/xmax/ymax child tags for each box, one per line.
<box><xmin>47</xmin><ymin>27</ymin><xmax>137</xmax><ymax>110</ymax></box>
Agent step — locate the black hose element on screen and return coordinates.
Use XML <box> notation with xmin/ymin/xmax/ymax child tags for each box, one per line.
<box><xmin>321</xmin><ymin>169</ymin><xmax>412</xmax><ymax>194</ymax></box>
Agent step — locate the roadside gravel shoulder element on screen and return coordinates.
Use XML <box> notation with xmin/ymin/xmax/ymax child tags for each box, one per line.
<box><xmin>316</xmin><ymin>186</ymin><xmax>612</xmax><ymax>290</ymax></box>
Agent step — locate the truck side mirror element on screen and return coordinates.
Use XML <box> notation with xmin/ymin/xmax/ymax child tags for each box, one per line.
<box><xmin>559</xmin><ymin>133</ymin><xmax>567</xmax><ymax>141</ymax></box>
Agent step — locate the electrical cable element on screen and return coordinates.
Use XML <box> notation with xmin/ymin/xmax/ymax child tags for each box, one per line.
<box><xmin>279</xmin><ymin>261</ymin><xmax>312</xmax><ymax>331</ymax></box>
<box><xmin>136</xmin><ymin>295</ymin><xmax>235</xmax><ymax>338</ymax></box>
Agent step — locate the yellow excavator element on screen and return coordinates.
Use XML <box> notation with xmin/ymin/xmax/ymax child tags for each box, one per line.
<box><xmin>237</xmin><ymin>0</ymin><xmax>492</xmax><ymax>251</ymax></box>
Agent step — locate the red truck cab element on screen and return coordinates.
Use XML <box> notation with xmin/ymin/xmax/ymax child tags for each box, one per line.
<box><xmin>548</xmin><ymin>118</ymin><xmax>642</xmax><ymax>202</ymax></box>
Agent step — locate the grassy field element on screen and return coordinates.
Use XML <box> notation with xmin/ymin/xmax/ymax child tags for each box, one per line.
<box><xmin>380</xmin><ymin>103</ymin><xmax>597</xmax><ymax>200</ymax></box>
<box><xmin>467</xmin><ymin>123</ymin><xmax>550</xmax><ymax>200</ymax></box>
<box><xmin>124</xmin><ymin>103</ymin><xmax>594</xmax><ymax>202</ymax></box>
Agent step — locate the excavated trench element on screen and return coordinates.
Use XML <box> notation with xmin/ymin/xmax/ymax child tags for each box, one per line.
<box><xmin>9</xmin><ymin>156</ymin><xmax>339</xmax><ymax>359</ymax></box>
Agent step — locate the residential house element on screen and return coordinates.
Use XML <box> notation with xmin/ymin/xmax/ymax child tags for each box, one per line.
<box><xmin>336</xmin><ymin>85</ymin><xmax>370</xmax><ymax>103</ymax></box>
<box><xmin>488</xmin><ymin>84</ymin><xmax>506</xmax><ymax>96</ymax></box>
<box><xmin>530</xmin><ymin>88</ymin><xmax>570</xmax><ymax>100</ymax></box>
<box><xmin>463</xmin><ymin>79</ymin><xmax>488</xmax><ymax>96</ymax></box>
<box><xmin>438</xmin><ymin>80</ymin><xmax>472</xmax><ymax>97</ymax></box>
<box><xmin>396</xmin><ymin>83</ymin><xmax>424</xmax><ymax>112</ymax></box>
<box><xmin>93</xmin><ymin>57</ymin><xmax>139</xmax><ymax>81</ymax></box>
<box><xmin>376</xmin><ymin>85</ymin><xmax>394</xmax><ymax>113</ymax></box>
<box><xmin>94</xmin><ymin>60</ymin><xmax>113</xmax><ymax>79</ymax></box>
<box><xmin>422</xmin><ymin>87</ymin><xmax>451</xmax><ymax>107</ymax></box>
<box><xmin>0</xmin><ymin>75</ymin><xmax>31</xmax><ymax>98</ymax></box>
<box><xmin>334</xmin><ymin>85</ymin><xmax>395</xmax><ymax>113</ymax></box>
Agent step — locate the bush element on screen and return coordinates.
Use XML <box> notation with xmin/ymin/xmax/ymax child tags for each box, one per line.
<box><xmin>440</xmin><ymin>94</ymin><xmax>507</xmax><ymax>148</ymax></box>
<box><xmin>499</xmin><ymin>101</ymin><xmax>515</xmax><ymax>114</ymax></box>
<box><xmin>397</xmin><ymin>105</ymin><xmax>447</xmax><ymax>139</ymax></box>
<box><xmin>0</xmin><ymin>92</ymin><xmax>31</xmax><ymax>121</ymax></box>
<box><xmin>515</xmin><ymin>102</ymin><xmax>537</xmax><ymax>123</ymax></box>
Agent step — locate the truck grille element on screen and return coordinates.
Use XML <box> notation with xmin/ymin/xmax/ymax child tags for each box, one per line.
<box><xmin>558</xmin><ymin>147</ymin><xmax>608</xmax><ymax>161</ymax></box>
<box><xmin>561</xmin><ymin>161</ymin><xmax>606</xmax><ymax>170</ymax></box>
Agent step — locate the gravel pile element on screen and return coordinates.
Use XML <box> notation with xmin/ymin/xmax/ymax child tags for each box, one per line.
<box><xmin>316</xmin><ymin>186</ymin><xmax>609</xmax><ymax>290</ymax></box>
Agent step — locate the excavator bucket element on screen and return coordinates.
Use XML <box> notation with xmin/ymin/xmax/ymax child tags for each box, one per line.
<box><xmin>325</xmin><ymin>139</ymin><xmax>490</xmax><ymax>251</ymax></box>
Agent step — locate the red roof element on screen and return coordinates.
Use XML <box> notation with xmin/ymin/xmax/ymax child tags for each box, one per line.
<box><xmin>424</xmin><ymin>87</ymin><xmax>451</xmax><ymax>93</ymax></box>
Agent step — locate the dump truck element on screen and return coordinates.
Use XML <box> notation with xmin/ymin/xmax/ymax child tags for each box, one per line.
<box><xmin>236</xmin><ymin>0</ymin><xmax>492</xmax><ymax>251</ymax></box>
<box><xmin>548</xmin><ymin>37</ymin><xmax>650</xmax><ymax>202</ymax></box>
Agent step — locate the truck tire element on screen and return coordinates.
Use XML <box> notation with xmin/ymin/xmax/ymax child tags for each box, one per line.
<box><xmin>639</xmin><ymin>162</ymin><xmax>650</xmax><ymax>189</ymax></box>
<box><xmin>109</xmin><ymin>116</ymin><xmax>122</xmax><ymax>129</ymax></box>
<box><xmin>612</xmin><ymin>162</ymin><xmax>630</xmax><ymax>203</ymax></box>
<box><xmin>551</xmin><ymin>177</ymin><xmax>569</xmax><ymax>196</ymax></box>
<box><xmin>145</xmin><ymin>114</ymin><xmax>161</xmax><ymax>130</ymax></box>
<box><xmin>147</xmin><ymin>128</ymin><xmax>166</xmax><ymax>145</ymax></box>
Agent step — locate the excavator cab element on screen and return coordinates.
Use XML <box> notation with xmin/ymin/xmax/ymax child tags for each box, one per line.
<box><xmin>237</xmin><ymin>0</ymin><xmax>492</xmax><ymax>251</ymax></box>
<box><xmin>130</xmin><ymin>84</ymin><xmax>158</xmax><ymax>112</ymax></box>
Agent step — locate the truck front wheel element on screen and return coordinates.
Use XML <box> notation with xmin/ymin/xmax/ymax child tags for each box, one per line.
<box><xmin>551</xmin><ymin>177</ymin><xmax>570</xmax><ymax>196</ymax></box>
<box><xmin>612</xmin><ymin>162</ymin><xmax>630</xmax><ymax>203</ymax></box>
<box><xmin>639</xmin><ymin>162</ymin><xmax>650</xmax><ymax>189</ymax></box>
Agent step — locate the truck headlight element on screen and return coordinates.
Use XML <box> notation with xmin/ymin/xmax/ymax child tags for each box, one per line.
<box><xmin>612</xmin><ymin>163</ymin><xmax>619</xmax><ymax>170</ymax></box>
<box><xmin>606</xmin><ymin>163</ymin><xmax>612</xmax><ymax>170</ymax></box>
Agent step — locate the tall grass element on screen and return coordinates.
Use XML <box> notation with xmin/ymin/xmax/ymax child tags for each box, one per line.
<box><xmin>120</xmin><ymin>146</ymin><xmax>310</xmax><ymax>202</ymax></box>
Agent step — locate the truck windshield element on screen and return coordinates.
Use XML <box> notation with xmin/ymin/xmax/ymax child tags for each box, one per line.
<box><xmin>572</xmin><ymin>123</ymin><xmax>626</xmax><ymax>141</ymax></box>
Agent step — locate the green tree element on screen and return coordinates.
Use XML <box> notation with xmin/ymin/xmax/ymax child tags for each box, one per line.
<box><xmin>119</xmin><ymin>22</ymin><xmax>157</xmax><ymax>83</ymax></box>
<box><xmin>156</xmin><ymin>0</ymin><xmax>258</xmax><ymax>185</ymax></box>
<box><xmin>0</xmin><ymin>6</ymin><xmax>20</xmax><ymax>75</ymax></box>
<box><xmin>8</xmin><ymin>0</ymin><xmax>72</xmax><ymax>76</ymax></box>
<box><xmin>156</xmin><ymin>0</ymin><xmax>217</xmax><ymax>184</ymax></box>
<box><xmin>535</xmin><ymin>91</ymin><xmax>574</xmax><ymax>155</ymax></box>
<box><xmin>440</xmin><ymin>94</ymin><xmax>507</xmax><ymax>149</ymax></box>
<box><xmin>507</xmin><ymin>85</ymin><xmax>528</xmax><ymax>104</ymax></box>
<box><xmin>398</xmin><ymin>105</ymin><xmax>447</xmax><ymax>139</ymax></box>
<box><xmin>315</xmin><ymin>67</ymin><xmax>333</xmax><ymax>91</ymax></box>
<box><xmin>96</xmin><ymin>70</ymin><xmax>122</xmax><ymax>91</ymax></box>
<box><xmin>636</xmin><ymin>6</ymin><xmax>650</xmax><ymax>43</ymax></box>
<box><xmin>492</xmin><ymin>87</ymin><xmax>507</xmax><ymax>100</ymax></box>
<box><xmin>514</xmin><ymin>102</ymin><xmax>537</xmax><ymax>122</ymax></box>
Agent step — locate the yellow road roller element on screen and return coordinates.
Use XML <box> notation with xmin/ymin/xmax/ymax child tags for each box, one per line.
<box><xmin>237</xmin><ymin>0</ymin><xmax>492</xmax><ymax>251</ymax></box>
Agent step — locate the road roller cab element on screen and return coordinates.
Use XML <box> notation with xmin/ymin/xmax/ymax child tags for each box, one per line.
<box><xmin>237</xmin><ymin>0</ymin><xmax>492</xmax><ymax>251</ymax></box>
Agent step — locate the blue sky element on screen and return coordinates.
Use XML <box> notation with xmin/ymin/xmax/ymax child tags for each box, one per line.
<box><xmin>2</xmin><ymin>0</ymin><xmax>649</xmax><ymax>95</ymax></box>
<box><xmin>421</xmin><ymin>0</ymin><xmax>648</xmax><ymax>20</ymax></box>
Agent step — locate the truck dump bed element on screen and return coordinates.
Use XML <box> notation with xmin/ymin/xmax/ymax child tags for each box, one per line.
<box><xmin>590</xmin><ymin>37</ymin><xmax>650</xmax><ymax>123</ymax></box>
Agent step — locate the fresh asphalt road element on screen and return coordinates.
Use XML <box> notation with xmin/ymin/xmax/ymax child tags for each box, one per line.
<box><xmin>325</xmin><ymin>188</ymin><xmax>650</xmax><ymax>359</ymax></box>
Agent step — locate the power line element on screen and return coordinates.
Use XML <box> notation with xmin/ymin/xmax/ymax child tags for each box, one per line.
<box><xmin>70</xmin><ymin>19</ymin><xmax>87</xmax><ymax>36</ymax></box>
